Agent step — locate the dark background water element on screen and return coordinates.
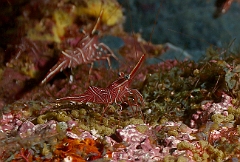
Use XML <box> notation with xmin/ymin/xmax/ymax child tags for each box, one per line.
<box><xmin>1</xmin><ymin>0</ymin><xmax>240</xmax><ymax>62</ymax></box>
<box><xmin>118</xmin><ymin>0</ymin><xmax>240</xmax><ymax>61</ymax></box>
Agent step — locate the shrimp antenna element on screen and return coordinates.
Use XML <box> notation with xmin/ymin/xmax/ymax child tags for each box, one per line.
<box><xmin>129</xmin><ymin>54</ymin><xmax>145</xmax><ymax>79</ymax></box>
<box><xmin>91</xmin><ymin>10</ymin><xmax>104</xmax><ymax>35</ymax></box>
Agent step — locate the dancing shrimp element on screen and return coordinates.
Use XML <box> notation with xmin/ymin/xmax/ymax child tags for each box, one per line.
<box><xmin>41</xmin><ymin>10</ymin><xmax>118</xmax><ymax>84</ymax></box>
<box><xmin>57</xmin><ymin>54</ymin><xmax>145</xmax><ymax>110</ymax></box>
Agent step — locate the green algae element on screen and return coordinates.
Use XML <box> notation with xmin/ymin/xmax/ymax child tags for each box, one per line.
<box><xmin>37</xmin><ymin>112</ymin><xmax>58</xmax><ymax>124</ymax></box>
<box><xmin>92</xmin><ymin>124</ymin><xmax>114</xmax><ymax>136</ymax></box>
<box><xmin>56</xmin><ymin>111</ymin><xmax>71</xmax><ymax>122</ymax></box>
<box><xmin>86</xmin><ymin>119</ymin><xmax>115</xmax><ymax>136</ymax></box>
<box><xmin>140</xmin><ymin>51</ymin><xmax>240</xmax><ymax>125</ymax></box>
<box><xmin>163</xmin><ymin>155</ymin><xmax>177</xmax><ymax>162</ymax></box>
<box><xmin>177</xmin><ymin>141</ymin><xmax>194</xmax><ymax>151</ymax></box>
<box><xmin>211</xmin><ymin>113</ymin><xmax>234</xmax><ymax>124</ymax></box>
<box><xmin>177</xmin><ymin>140</ymin><xmax>225</xmax><ymax>162</ymax></box>
<box><xmin>206</xmin><ymin>145</ymin><xmax>224</xmax><ymax>162</ymax></box>
<box><xmin>71</xmin><ymin>109</ymin><xmax>80</xmax><ymax>118</ymax></box>
<box><xmin>228</xmin><ymin>106</ymin><xmax>240</xmax><ymax>116</ymax></box>
<box><xmin>42</xmin><ymin>143</ymin><xmax>51</xmax><ymax>157</ymax></box>
<box><xmin>37</xmin><ymin>111</ymin><xmax>71</xmax><ymax>124</ymax></box>
<box><xmin>176</xmin><ymin>156</ymin><xmax>188</xmax><ymax>162</ymax></box>
<box><xmin>135</xmin><ymin>124</ymin><xmax>148</xmax><ymax>134</ymax></box>
<box><xmin>123</xmin><ymin>118</ymin><xmax>144</xmax><ymax>127</ymax></box>
<box><xmin>167</xmin><ymin>130</ymin><xmax>178</xmax><ymax>136</ymax></box>
<box><xmin>77</xmin><ymin>123</ymin><xmax>91</xmax><ymax>132</ymax></box>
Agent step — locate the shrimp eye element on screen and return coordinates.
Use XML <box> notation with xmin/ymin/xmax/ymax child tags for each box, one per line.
<box><xmin>118</xmin><ymin>72</ymin><xmax>124</xmax><ymax>77</ymax></box>
<box><xmin>63</xmin><ymin>142</ymin><xmax>69</xmax><ymax>147</ymax></box>
<box><xmin>125</xmin><ymin>74</ymin><xmax>130</xmax><ymax>79</ymax></box>
<box><xmin>92</xmin><ymin>30</ymin><xmax>99</xmax><ymax>35</ymax></box>
<box><xmin>79</xmin><ymin>28</ymin><xmax>86</xmax><ymax>35</ymax></box>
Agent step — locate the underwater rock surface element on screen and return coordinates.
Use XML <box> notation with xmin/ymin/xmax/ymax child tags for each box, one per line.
<box><xmin>1</xmin><ymin>0</ymin><xmax>240</xmax><ymax>161</ymax></box>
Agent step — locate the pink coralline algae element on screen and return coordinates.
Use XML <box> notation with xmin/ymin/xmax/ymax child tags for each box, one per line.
<box><xmin>201</xmin><ymin>93</ymin><xmax>232</xmax><ymax>114</ymax></box>
<box><xmin>156</xmin><ymin>121</ymin><xmax>198</xmax><ymax>160</ymax></box>
<box><xmin>21</xmin><ymin>120</ymin><xmax>58</xmax><ymax>137</ymax></box>
<box><xmin>19</xmin><ymin>120</ymin><xmax>35</xmax><ymax>138</ymax></box>
<box><xmin>190</xmin><ymin>93</ymin><xmax>234</xmax><ymax>128</ymax></box>
<box><xmin>104</xmin><ymin>122</ymin><xmax>199</xmax><ymax>161</ymax></box>
<box><xmin>107</xmin><ymin>124</ymin><xmax>161</xmax><ymax>161</ymax></box>
<box><xmin>0</xmin><ymin>112</ymin><xmax>23</xmax><ymax>133</ymax></box>
<box><xmin>66</xmin><ymin>128</ymin><xmax>100</xmax><ymax>140</ymax></box>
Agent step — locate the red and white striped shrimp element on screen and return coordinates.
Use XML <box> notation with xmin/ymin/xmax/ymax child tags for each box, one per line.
<box><xmin>57</xmin><ymin>54</ymin><xmax>145</xmax><ymax>108</ymax></box>
<box><xmin>41</xmin><ymin>10</ymin><xmax>118</xmax><ymax>84</ymax></box>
